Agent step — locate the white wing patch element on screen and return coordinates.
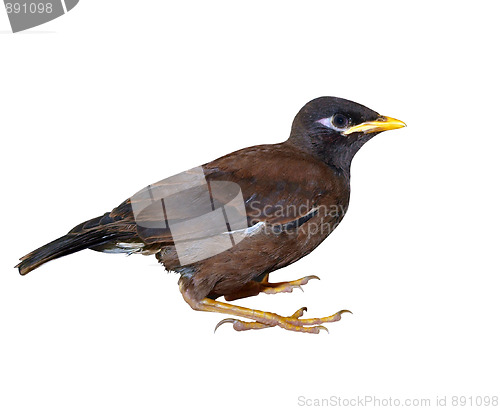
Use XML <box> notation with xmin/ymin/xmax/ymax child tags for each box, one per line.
<box><xmin>225</xmin><ymin>221</ymin><xmax>265</xmax><ymax>237</ymax></box>
<box><xmin>101</xmin><ymin>242</ymin><xmax>145</xmax><ymax>254</ymax></box>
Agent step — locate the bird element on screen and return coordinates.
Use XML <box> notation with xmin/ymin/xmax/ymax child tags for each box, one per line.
<box><xmin>16</xmin><ymin>96</ymin><xmax>406</xmax><ymax>334</ymax></box>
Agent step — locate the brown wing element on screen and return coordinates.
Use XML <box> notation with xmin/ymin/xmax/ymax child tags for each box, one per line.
<box><xmin>108</xmin><ymin>143</ymin><xmax>336</xmax><ymax>247</ymax></box>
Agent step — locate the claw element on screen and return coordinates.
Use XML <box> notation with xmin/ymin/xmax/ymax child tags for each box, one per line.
<box><xmin>317</xmin><ymin>325</ymin><xmax>329</xmax><ymax>334</ymax></box>
<box><xmin>215</xmin><ymin>317</ymin><xmax>272</xmax><ymax>332</ymax></box>
<box><xmin>214</xmin><ymin>318</ymin><xmax>238</xmax><ymax>333</ymax></box>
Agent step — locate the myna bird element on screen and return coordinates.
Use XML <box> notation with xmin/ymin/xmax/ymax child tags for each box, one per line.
<box><xmin>16</xmin><ymin>96</ymin><xmax>406</xmax><ymax>333</ymax></box>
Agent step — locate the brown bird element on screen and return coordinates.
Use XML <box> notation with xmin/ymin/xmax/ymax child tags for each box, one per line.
<box><xmin>16</xmin><ymin>96</ymin><xmax>406</xmax><ymax>333</ymax></box>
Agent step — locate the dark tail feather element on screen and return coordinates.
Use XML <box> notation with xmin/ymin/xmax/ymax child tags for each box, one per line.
<box><xmin>16</xmin><ymin>231</ymin><xmax>127</xmax><ymax>275</ymax></box>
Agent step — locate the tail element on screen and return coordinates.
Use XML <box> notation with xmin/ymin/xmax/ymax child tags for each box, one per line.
<box><xmin>16</xmin><ymin>212</ymin><xmax>136</xmax><ymax>275</ymax></box>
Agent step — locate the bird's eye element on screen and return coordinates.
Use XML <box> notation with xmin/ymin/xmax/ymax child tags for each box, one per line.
<box><xmin>331</xmin><ymin>114</ymin><xmax>349</xmax><ymax>129</ymax></box>
<box><xmin>315</xmin><ymin>114</ymin><xmax>351</xmax><ymax>132</ymax></box>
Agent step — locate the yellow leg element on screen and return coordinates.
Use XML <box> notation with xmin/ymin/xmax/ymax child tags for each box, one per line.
<box><xmin>260</xmin><ymin>275</ymin><xmax>320</xmax><ymax>295</ymax></box>
<box><xmin>214</xmin><ymin>307</ymin><xmax>311</xmax><ymax>332</ymax></box>
<box><xmin>224</xmin><ymin>275</ymin><xmax>320</xmax><ymax>301</ymax></box>
<box><xmin>181</xmin><ymin>282</ymin><xmax>350</xmax><ymax>334</ymax></box>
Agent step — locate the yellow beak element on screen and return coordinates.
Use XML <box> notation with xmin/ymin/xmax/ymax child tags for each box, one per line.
<box><xmin>342</xmin><ymin>116</ymin><xmax>406</xmax><ymax>136</ymax></box>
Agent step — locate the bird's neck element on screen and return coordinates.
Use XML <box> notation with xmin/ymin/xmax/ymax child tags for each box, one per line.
<box><xmin>321</xmin><ymin>145</ymin><xmax>356</xmax><ymax>179</ymax></box>
<box><xmin>286</xmin><ymin>131</ymin><xmax>377</xmax><ymax>180</ymax></box>
<box><xmin>284</xmin><ymin>138</ymin><xmax>354</xmax><ymax>181</ymax></box>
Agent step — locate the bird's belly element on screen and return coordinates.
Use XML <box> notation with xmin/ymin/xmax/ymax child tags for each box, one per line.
<box><xmin>186</xmin><ymin>211</ymin><xmax>346</xmax><ymax>298</ymax></box>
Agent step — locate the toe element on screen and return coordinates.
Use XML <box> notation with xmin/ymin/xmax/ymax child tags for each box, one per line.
<box><xmin>291</xmin><ymin>307</ymin><xmax>308</xmax><ymax>318</ymax></box>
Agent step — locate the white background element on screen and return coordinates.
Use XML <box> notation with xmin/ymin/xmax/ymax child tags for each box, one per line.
<box><xmin>1</xmin><ymin>1</ymin><xmax>499</xmax><ymax>409</ymax></box>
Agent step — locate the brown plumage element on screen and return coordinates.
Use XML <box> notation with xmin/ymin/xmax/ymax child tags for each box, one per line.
<box><xmin>16</xmin><ymin>96</ymin><xmax>406</xmax><ymax>333</ymax></box>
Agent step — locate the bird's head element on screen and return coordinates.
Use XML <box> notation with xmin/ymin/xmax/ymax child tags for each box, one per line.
<box><xmin>287</xmin><ymin>96</ymin><xmax>406</xmax><ymax>175</ymax></box>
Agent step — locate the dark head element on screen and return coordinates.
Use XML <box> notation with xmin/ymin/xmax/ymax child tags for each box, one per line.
<box><xmin>287</xmin><ymin>96</ymin><xmax>406</xmax><ymax>176</ymax></box>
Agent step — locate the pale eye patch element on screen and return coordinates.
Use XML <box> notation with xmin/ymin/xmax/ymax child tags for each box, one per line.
<box><xmin>316</xmin><ymin>117</ymin><xmax>334</xmax><ymax>128</ymax></box>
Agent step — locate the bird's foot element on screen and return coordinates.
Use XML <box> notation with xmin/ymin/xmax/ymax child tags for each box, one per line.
<box><xmin>214</xmin><ymin>307</ymin><xmax>351</xmax><ymax>334</ymax></box>
<box><xmin>180</xmin><ymin>282</ymin><xmax>350</xmax><ymax>334</ymax></box>
<box><xmin>223</xmin><ymin>275</ymin><xmax>320</xmax><ymax>301</ymax></box>
<box><xmin>260</xmin><ymin>275</ymin><xmax>320</xmax><ymax>295</ymax></box>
